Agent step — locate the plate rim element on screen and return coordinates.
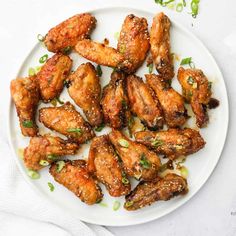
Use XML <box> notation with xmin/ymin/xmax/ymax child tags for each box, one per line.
<box><xmin>7</xmin><ymin>6</ymin><xmax>229</xmax><ymax>226</ymax></box>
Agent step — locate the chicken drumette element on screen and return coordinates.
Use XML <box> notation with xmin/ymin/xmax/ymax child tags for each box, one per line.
<box><xmin>134</xmin><ymin>128</ymin><xmax>205</xmax><ymax>160</ymax></box>
<box><xmin>67</xmin><ymin>62</ymin><xmax>103</xmax><ymax>127</ymax></box>
<box><xmin>109</xmin><ymin>130</ymin><xmax>161</xmax><ymax>181</ymax></box>
<box><xmin>50</xmin><ymin>160</ymin><xmax>103</xmax><ymax>205</ymax></box>
<box><xmin>10</xmin><ymin>76</ymin><xmax>39</xmax><ymax>137</ymax></box>
<box><xmin>146</xmin><ymin>74</ymin><xmax>188</xmax><ymax>128</ymax></box>
<box><xmin>88</xmin><ymin>135</ymin><xmax>131</xmax><ymax>197</ymax></box>
<box><xmin>39</xmin><ymin>102</ymin><xmax>95</xmax><ymax>144</ymax></box>
<box><xmin>24</xmin><ymin>135</ymin><xmax>78</xmax><ymax>171</ymax></box>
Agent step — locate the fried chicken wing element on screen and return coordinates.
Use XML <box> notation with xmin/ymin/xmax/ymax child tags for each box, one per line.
<box><xmin>146</xmin><ymin>74</ymin><xmax>188</xmax><ymax>127</ymax></box>
<box><xmin>101</xmin><ymin>71</ymin><xmax>131</xmax><ymax>129</ymax></box>
<box><xmin>39</xmin><ymin>102</ymin><xmax>95</xmax><ymax>144</ymax></box>
<box><xmin>36</xmin><ymin>53</ymin><xmax>72</xmax><ymax>102</ymax></box>
<box><xmin>117</xmin><ymin>14</ymin><xmax>150</xmax><ymax>74</ymax></box>
<box><xmin>124</xmin><ymin>173</ymin><xmax>188</xmax><ymax>210</ymax></box>
<box><xmin>150</xmin><ymin>12</ymin><xmax>174</xmax><ymax>81</ymax></box>
<box><xmin>88</xmin><ymin>135</ymin><xmax>131</xmax><ymax>197</ymax></box>
<box><xmin>24</xmin><ymin>135</ymin><xmax>78</xmax><ymax>171</ymax></box>
<box><xmin>45</xmin><ymin>13</ymin><xmax>96</xmax><ymax>53</ymax></box>
<box><xmin>134</xmin><ymin>128</ymin><xmax>205</xmax><ymax>160</ymax></box>
<box><xmin>108</xmin><ymin>130</ymin><xmax>161</xmax><ymax>180</ymax></box>
<box><xmin>67</xmin><ymin>62</ymin><xmax>103</xmax><ymax>127</ymax></box>
<box><xmin>50</xmin><ymin>160</ymin><xmax>103</xmax><ymax>205</ymax></box>
<box><xmin>178</xmin><ymin>67</ymin><xmax>212</xmax><ymax>128</ymax></box>
<box><xmin>127</xmin><ymin>75</ymin><xmax>164</xmax><ymax>130</ymax></box>
<box><xmin>10</xmin><ymin>76</ymin><xmax>39</xmax><ymax>136</ymax></box>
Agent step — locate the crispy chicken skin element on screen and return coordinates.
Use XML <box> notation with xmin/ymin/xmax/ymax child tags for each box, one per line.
<box><xmin>146</xmin><ymin>74</ymin><xmax>188</xmax><ymax>128</ymax></box>
<box><xmin>150</xmin><ymin>12</ymin><xmax>174</xmax><ymax>81</ymax></box>
<box><xmin>24</xmin><ymin>135</ymin><xmax>78</xmax><ymax>171</ymax></box>
<box><xmin>134</xmin><ymin>128</ymin><xmax>205</xmax><ymax>160</ymax></box>
<box><xmin>127</xmin><ymin>75</ymin><xmax>164</xmax><ymax>130</ymax></box>
<box><xmin>178</xmin><ymin>67</ymin><xmax>212</xmax><ymax>128</ymax></box>
<box><xmin>124</xmin><ymin>173</ymin><xmax>188</xmax><ymax>211</ymax></box>
<box><xmin>101</xmin><ymin>71</ymin><xmax>131</xmax><ymax>129</ymax></box>
<box><xmin>45</xmin><ymin>13</ymin><xmax>96</xmax><ymax>53</ymax></box>
<box><xmin>37</xmin><ymin>53</ymin><xmax>72</xmax><ymax>102</ymax></box>
<box><xmin>67</xmin><ymin>63</ymin><xmax>103</xmax><ymax>127</ymax></box>
<box><xmin>39</xmin><ymin>102</ymin><xmax>95</xmax><ymax>144</ymax></box>
<box><xmin>117</xmin><ymin>14</ymin><xmax>150</xmax><ymax>74</ymax></box>
<box><xmin>108</xmin><ymin>130</ymin><xmax>161</xmax><ymax>181</ymax></box>
<box><xmin>50</xmin><ymin>160</ymin><xmax>103</xmax><ymax>205</ymax></box>
<box><xmin>88</xmin><ymin>135</ymin><xmax>131</xmax><ymax>197</ymax></box>
<box><xmin>10</xmin><ymin>76</ymin><xmax>39</xmax><ymax>137</ymax></box>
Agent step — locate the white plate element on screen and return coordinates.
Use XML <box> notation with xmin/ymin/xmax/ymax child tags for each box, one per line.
<box><xmin>8</xmin><ymin>7</ymin><xmax>229</xmax><ymax>226</ymax></box>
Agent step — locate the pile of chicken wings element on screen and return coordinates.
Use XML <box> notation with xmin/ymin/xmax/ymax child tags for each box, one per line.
<box><xmin>10</xmin><ymin>12</ymin><xmax>219</xmax><ymax>211</ymax></box>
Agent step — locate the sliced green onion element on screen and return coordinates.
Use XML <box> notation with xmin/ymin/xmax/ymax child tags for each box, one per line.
<box><xmin>163</xmin><ymin>0</ymin><xmax>175</xmax><ymax>6</ymax></box>
<box><xmin>124</xmin><ymin>201</ymin><xmax>134</xmax><ymax>208</ymax></box>
<box><xmin>182</xmin><ymin>0</ymin><xmax>186</xmax><ymax>7</ymax></box>
<box><xmin>37</xmin><ymin>34</ymin><xmax>45</xmax><ymax>42</ymax></box>
<box><xmin>187</xmin><ymin>76</ymin><xmax>194</xmax><ymax>85</ymax></box>
<box><xmin>114</xmin><ymin>32</ymin><xmax>120</xmax><ymax>40</ymax></box>
<box><xmin>39</xmin><ymin>54</ymin><xmax>48</xmax><ymax>64</ymax></box>
<box><xmin>28</xmin><ymin>67</ymin><xmax>35</xmax><ymax>76</ymax></box>
<box><xmin>50</xmin><ymin>98</ymin><xmax>57</xmax><ymax>107</ymax></box>
<box><xmin>191</xmin><ymin>0</ymin><xmax>200</xmax><ymax>18</ymax></box>
<box><xmin>27</xmin><ymin>170</ymin><xmax>40</xmax><ymax>179</ymax></box>
<box><xmin>121</xmin><ymin>99</ymin><xmax>128</xmax><ymax>109</ymax></box>
<box><xmin>99</xmin><ymin>202</ymin><xmax>108</xmax><ymax>207</ymax></box>
<box><xmin>148</xmin><ymin>63</ymin><xmax>154</xmax><ymax>74</ymax></box>
<box><xmin>208</xmin><ymin>81</ymin><xmax>212</xmax><ymax>90</ymax></box>
<box><xmin>48</xmin><ymin>182</ymin><xmax>55</xmax><ymax>192</ymax></box>
<box><xmin>95</xmin><ymin>123</ymin><xmax>105</xmax><ymax>132</ymax></box>
<box><xmin>96</xmin><ymin>65</ymin><xmax>102</xmax><ymax>77</ymax></box>
<box><xmin>151</xmin><ymin>139</ymin><xmax>164</xmax><ymax>147</ymax></box>
<box><xmin>140</xmin><ymin>153</ymin><xmax>151</xmax><ymax>169</ymax></box>
<box><xmin>118</xmin><ymin>139</ymin><xmax>129</xmax><ymax>148</ymax></box>
<box><xmin>39</xmin><ymin>160</ymin><xmax>49</xmax><ymax>166</ymax></box>
<box><xmin>180</xmin><ymin>57</ymin><xmax>192</xmax><ymax>65</ymax></box>
<box><xmin>62</xmin><ymin>46</ymin><xmax>72</xmax><ymax>55</ymax></box>
<box><xmin>57</xmin><ymin>97</ymin><xmax>64</xmax><ymax>105</ymax></box>
<box><xmin>113</xmin><ymin>201</ymin><xmax>121</xmax><ymax>211</ymax></box>
<box><xmin>35</xmin><ymin>66</ymin><xmax>42</xmax><ymax>73</ymax></box>
<box><xmin>47</xmin><ymin>154</ymin><xmax>58</xmax><ymax>161</ymax></box>
<box><xmin>180</xmin><ymin>166</ymin><xmax>189</xmax><ymax>178</ymax></box>
<box><xmin>22</xmin><ymin>120</ymin><xmax>33</xmax><ymax>128</ymax></box>
<box><xmin>122</xmin><ymin>176</ymin><xmax>130</xmax><ymax>185</ymax></box>
<box><xmin>176</xmin><ymin>3</ymin><xmax>183</xmax><ymax>12</ymax></box>
<box><xmin>189</xmin><ymin>61</ymin><xmax>195</xmax><ymax>68</ymax></box>
<box><xmin>56</xmin><ymin>161</ymin><xmax>65</xmax><ymax>173</ymax></box>
<box><xmin>67</xmin><ymin>128</ymin><xmax>82</xmax><ymax>134</ymax></box>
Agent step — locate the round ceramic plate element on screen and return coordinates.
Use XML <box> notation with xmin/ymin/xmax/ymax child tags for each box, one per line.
<box><xmin>8</xmin><ymin>7</ymin><xmax>228</xmax><ymax>226</ymax></box>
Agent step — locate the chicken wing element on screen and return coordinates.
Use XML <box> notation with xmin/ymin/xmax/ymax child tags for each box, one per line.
<box><xmin>124</xmin><ymin>173</ymin><xmax>188</xmax><ymax>211</ymax></box>
<box><xmin>178</xmin><ymin>67</ymin><xmax>213</xmax><ymax>128</ymax></box>
<box><xmin>39</xmin><ymin>102</ymin><xmax>95</xmax><ymax>144</ymax></box>
<box><xmin>67</xmin><ymin>62</ymin><xmax>103</xmax><ymax>127</ymax></box>
<box><xmin>50</xmin><ymin>160</ymin><xmax>103</xmax><ymax>205</ymax></box>
<box><xmin>24</xmin><ymin>135</ymin><xmax>78</xmax><ymax>171</ymax></box>
<box><xmin>36</xmin><ymin>53</ymin><xmax>72</xmax><ymax>102</ymax></box>
<box><xmin>117</xmin><ymin>14</ymin><xmax>150</xmax><ymax>74</ymax></box>
<box><xmin>134</xmin><ymin>128</ymin><xmax>205</xmax><ymax>160</ymax></box>
<box><xmin>101</xmin><ymin>71</ymin><xmax>131</xmax><ymax>129</ymax></box>
<box><xmin>108</xmin><ymin>130</ymin><xmax>161</xmax><ymax>181</ymax></box>
<box><xmin>150</xmin><ymin>12</ymin><xmax>174</xmax><ymax>81</ymax></box>
<box><xmin>127</xmin><ymin>75</ymin><xmax>164</xmax><ymax>130</ymax></box>
<box><xmin>10</xmin><ymin>76</ymin><xmax>39</xmax><ymax>137</ymax></box>
<box><xmin>146</xmin><ymin>74</ymin><xmax>188</xmax><ymax>128</ymax></box>
<box><xmin>45</xmin><ymin>13</ymin><xmax>96</xmax><ymax>53</ymax></box>
<box><xmin>88</xmin><ymin>135</ymin><xmax>131</xmax><ymax>197</ymax></box>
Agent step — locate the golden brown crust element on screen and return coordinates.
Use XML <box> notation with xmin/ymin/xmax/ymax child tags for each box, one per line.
<box><xmin>177</xmin><ymin>67</ymin><xmax>212</xmax><ymax>128</ymax></box>
<box><xmin>127</xmin><ymin>75</ymin><xmax>164</xmax><ymax>130</ymax></box>
<box><xmin>118</xmin><ymin>14</ymin><xmax>150</xmax><ymax>74</ymax></box>
<box><xmin>134</xmin><ymin>128</ymin><xmax>205</xmax><ymax>160</ymax></box>
<box><xmin>24</xmin><ymin>135</ymin><xmax>78</xmax><ymax>170</ymax></box>
<box><xmin>88</xmin><ymin>135</ymin><xmax>131</xmax><ymax>197</ymax></box>
<box><xmin>101</xmin><ymin>71</ymin><xmax>131</xmax><ymax>129</ymax></box>
<box><xmin>50</xmin><ymin>160</ymin><xmax>103</xmax><ymax>205</ymax></box>
<box><xmin>150</xmin><ymin>12</ymin><xmax>174</xmax><ymax>81</ymax></box>
<box><xmin>124</xmin><ymin>173</ymin><xmax>188</xmax><ymax>210</ymax></box>
<box><xmin>39</xmin><ymin>102</ymin><xmax>95</xmax><ymax>144</ymax></box>
<box><xmin>67</xmin><ymin>62</ymin><xmax>103</xmax><ymax>127</ymax></box>
<box><xmin>10</xmin><ymin>76</ymin><xmax>39</xmax><ymax>137</ymax></box>
<box><xmin>146</xmin><ymin>74</ymin><xmax>188</xmax><ymax>128</ymax></box>
<box><xmin>37</xmin><ymin>53</ymin><xmax>72</xmax><ymax>102</ymax></box>
<box><xmin>108</xmin><ymin>129</ymin><xmax>161</xmax><ymax>181</ymax></box>
<box><xmin>45</xmin><ymin>13</ymin><xmax>96</xmax><ymax>53</ymax></box>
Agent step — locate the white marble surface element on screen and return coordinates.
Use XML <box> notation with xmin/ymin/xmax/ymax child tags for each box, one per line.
<box><xmin>0</xmin><ymin>0</ymin><xmax>235</xmax><ymax>235</ymax></box>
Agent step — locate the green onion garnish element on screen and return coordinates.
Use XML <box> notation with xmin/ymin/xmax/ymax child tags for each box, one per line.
<box><xmin>208</xmin><ymin>81</ymin><xmax>212</xmax><ymax>90</ymax></box>
<box><xmin>99</xmin><ymin>202</ymin><xmax>108</xmax><ymax>207</ymax></box>
<box><xmin>113</xmin><ymin>201</ymin><xmax>121</xmax><ymax>211</ymax></box>
<box><xmin>35</xmin><ymin>66</ymin><xmax>42</xmax><ymax>73</ymax></box>
<box><xmin>95</xmin><ymin>123</ymin><xmax>105</xmax><ymax>132</ymax></box>
<box><xmin>57</xmin><ymin>97</ymin><xmax>64</xmax><ymax>105</ymax></box>
<box><xmin>28</xmin><ymin>67</ymin><xmax>35</xmax><ymax>76</ymax></box>
<box><xmin>96</xmin><ymin>65</ymin><xmax>102</xmax><ymax>77</ymax></box>
<box><xmin>151</xmin><ymin>139</ymin><xmax>164</xmax><ymax>147</ymax></box>
<box><xmin>39</xmin><ymin>54</ymin><xmax>48</xmax><ymax>64</ymax></box>
<box><xmin>56</xmin><ymin>161</ymin><xmax>65</xmax><ymax>173</ymax></box>
<box><xmin>122</xmin><ymin>176</ymin><xmax>130</xmax><ymax>185</ymax></box>
<box><xmin>48</xmin><ymin>182</ymin><xmax>55</xmax><ymax>192</ymax></box>
<box><xmin>180</xmin><ymin>165</ymin><xmax>189</xmax><ymax>178</ymax></box>
<box><xmin>39</xmin><ymin>160</ymin><xmax>49</xmax><ymax>166</ymax></box>
<box><xmin>176</xmin><ymin>3</ymin><xmax>183</xmax><ymax>12</ymax></box>
<box><xmin>22</xmin><ymin>120</ymin><xmax>33</xmax><ymax>128</ymax></box>
<box><xmin>148</xmin><ymin>63</ymin><xmax>154</xmax><ymax>74</ymax></box>
<box><xmin>62</xmin><ymin>46</ymin><xmax>72</xmax><ymax>55</ymax></box>
<box><xmin>187</xmin><ymin>76</ymin><xmax>194</xmax><ymax>85</ymax></box>
<box><xmin>27</xmin><ymin>170</ymin><xmax>40</xmax><ymax>179</ymax></box>
<box><xmin>47</xmin><ymin>154</ymin><xmax>58</xmax><ymax>161</ymax></box>
<box><xmin>182</xmin><ymin>0</ymin><xmax>186</xmax><ymax>7</ymax></box>
<box><xmin>118</xmin><ymin>139</ymin><xmax>129</xmax><ymax>148</ymax></box>
<box><xmin>140</xmin><ymin>153</ymin><xmax>151</xmax><ymax>169</ymax></box>
<box><xmin>191</xmin><ymin>0</ymin><xmax>200</xmax><ymax>18</ymax></box>
<box><xmin>37</xmin><ymin>34</ymin><xmax>45</xmax><ymax>42</ymax></box>
<box><xmin>114</xmin><ymin>32</ymin><xmax>120</xmax><ymax>40</ymax></box>
<box><xmin>180</xmin><ymin>57</ymin><xmax>192</xmax><ymax>65</ymax></box>
<box><xmin>121</xmin><ymin>99</ymin><xmax>128</xmax><ymax>109</ymax></box>
<box><xmin>124</xmin><ymin>201</ymin><xmax>134</xmax><ymax>208</ymax></box>
<box><xmin>67</xmin><ymin>128</ymin><xmax>82</xmax><ymax>134</ymax></box>
<box><xmin>162</xmin><ymin>0</ymin><xmax>175</xmax><ymax>6</ymax></box>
